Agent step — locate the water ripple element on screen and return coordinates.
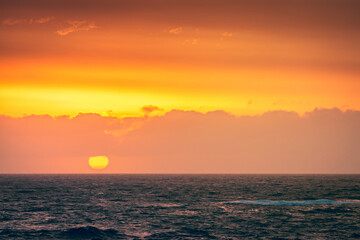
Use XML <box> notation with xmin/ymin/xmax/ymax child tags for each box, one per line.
<box><xmin>225</xmin><ymin>199</ymin><xmax>360</xmax><ymax>206</ymax></box>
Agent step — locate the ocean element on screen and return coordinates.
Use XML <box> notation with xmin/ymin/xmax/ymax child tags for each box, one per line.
<box><xmin>0</xmin><ymin>174</ymin><xmax>359</xmax><ymax>239</ymax></box>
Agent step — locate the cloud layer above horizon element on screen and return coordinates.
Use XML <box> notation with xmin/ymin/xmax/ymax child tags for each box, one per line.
<box><xmin>1</xmin><ymin>108</ymin><xmax>359</xmax><ymax>173</ymax></box>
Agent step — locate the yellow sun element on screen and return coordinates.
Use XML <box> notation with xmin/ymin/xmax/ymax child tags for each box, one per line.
<box><xmin>89</xmin><ymin>156</ymin><xmax>109</xmax><ymax>170</ymax></box>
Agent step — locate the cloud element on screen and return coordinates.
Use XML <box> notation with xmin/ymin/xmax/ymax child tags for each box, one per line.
<box><xmin>222</xmin><ymin>32</ymin><xmax>233</xmax><ymax>37</ymax></box>
<box><xmin>2</xmin><ymin>17</ymin><xmax>54</xmax><ymax>25</ymax></box>
<box><xmin>34</xmin><ymin>17</ymin><xmax>54</xmax><ymax>24</ymax></box>
<box><xmin>2</xmin><ymin>17</ymin><xmax>95</xmax><ymax>36</ymax></box>
<box><xmin>56</xmin><ymin>28</ymin><xmax>74</xmax><ymax>36</ymax></box>
<box><xmin>183</xmin><ymin>39</ymin><xmax>198</xmax><ymax>45</ymax></box>
<box><xmin>56</xmin><ymin>20</ymin><xmax>98</xmax><ymax>36</ymax></box>
<box><xmin>2</xmin><ymin>18</ymin><xmax>23</xmax><ymax>25</ymax></box>
<box><xmin>168</xmin><ymin>27</ymin><xmax>182</xmax><ymax>34</ymax></box>
<box><xmin>141</xmin><ymin>105</ymin><xmax>161</xmax><ymax>115</ymax></box>
<box><xmin>1</xmin><ymin>108</ymin><xmax>359</xmax><ymax>173</ymax></box>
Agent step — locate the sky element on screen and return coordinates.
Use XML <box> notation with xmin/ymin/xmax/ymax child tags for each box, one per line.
<box><xmin>0</xmin><ymin>0</ymin><xmax>360</xmax><ymax>173</ymax></box>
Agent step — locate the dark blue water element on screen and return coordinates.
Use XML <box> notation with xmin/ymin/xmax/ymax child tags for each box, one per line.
<box><xmin>1</xmin><ymin>175</ymin><xmax>359</xmax><ymax>239</ymax></box>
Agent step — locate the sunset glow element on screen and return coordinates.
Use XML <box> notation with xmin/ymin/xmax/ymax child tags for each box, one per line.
<box><xmin>0</xmin><ymin>0</ymin><xmax>359</xmax><ymax>174</ymax></box>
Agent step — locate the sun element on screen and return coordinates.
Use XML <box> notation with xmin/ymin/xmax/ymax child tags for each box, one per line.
<box><xmin>89</xmin><ymin>156</ymin><xmax>109</xmax><ymax>170</ymax></box>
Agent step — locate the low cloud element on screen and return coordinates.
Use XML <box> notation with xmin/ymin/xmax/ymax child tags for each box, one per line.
<box><xmin>141</xmin><ymin>105</ymin><xmax>162</xmax><ymax>115</ymax></box>
<box><xmin>1</xmin><ymin>108</ymin><xmax>359</xmax><ymax>173</ymax></box>
<box><xmin>56</xmin><ymin>20</ymin><xmax>98</xmax><ymax>36</ymax></box>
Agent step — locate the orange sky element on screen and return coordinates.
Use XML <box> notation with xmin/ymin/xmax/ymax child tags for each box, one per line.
<box><xmin>1</xmin><ymin>0</ymin><xmax>360</xmax><ymax>173</ymax></box>
<box><xmin>1</xmin><ymin>0</ymin><xmax>360</xmax><ymax>117</ymax></box>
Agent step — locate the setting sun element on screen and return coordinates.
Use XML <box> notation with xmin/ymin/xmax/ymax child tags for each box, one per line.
<box><xmin>89</xmin><ymin>156</ymin><xmax>109</xmax><ymax>170</ymax></box>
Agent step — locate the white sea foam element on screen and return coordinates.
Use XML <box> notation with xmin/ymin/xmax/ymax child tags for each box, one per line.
<box><xmin>140</xmin><ymin>203</ymin><xmax>184</xmax><ymax>208</ymax></box>
<box><xmin>225</xmin><ymin>199</ymin><xmax>360</xmax><ymax>206</ymax></box>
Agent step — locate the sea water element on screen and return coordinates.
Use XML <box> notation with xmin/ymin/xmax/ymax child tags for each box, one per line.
<box><xmin>0</xmin><ymin>174</ymin><xmax>359</xmax><ymax>239</ymax></box>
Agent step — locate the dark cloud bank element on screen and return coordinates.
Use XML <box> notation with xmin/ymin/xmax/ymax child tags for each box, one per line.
<box><xmin>0</xmin><ymin>108</ymin><xmax>359</xmax><ymax>173</ymax></box>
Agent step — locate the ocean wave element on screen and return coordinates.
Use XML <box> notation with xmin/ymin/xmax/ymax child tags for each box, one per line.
<box><xmin>0</xmin><ymin>229</ymin><xmax>53</xmax><ymax>238</ymax></box>
<box><xmin>145</xmin><ymin>228</ymin><xmax>216</xmax><ymax>239</ymax></box>
<box><xmin>140</xmin><ymin>203</ymin><xmax>184</xmax><ymax>208</ymax></box>
<box><xmin>61</xmin><ymin>226</ymin><xmax>118</xmax><ymax>238</ymax></box>
<box><xmin>224</xmin><ymin>199</ymin><xmax>360</xmax><ymax>206</ymax></box>
<box><xmin>1</xmin><ymin>227</ymin><xmax>127</xmax><ymax>239</ymax></box>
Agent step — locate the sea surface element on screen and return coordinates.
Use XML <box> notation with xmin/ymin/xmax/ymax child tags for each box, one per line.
<box><xmin>0</xmin><ymin>174</ymin><xmax>359</xmax><ymax>239</ymax></box>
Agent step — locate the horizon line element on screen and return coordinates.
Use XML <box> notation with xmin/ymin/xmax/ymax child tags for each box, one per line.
<box><xmin>1</xmin><ymin>173</ymin><xmax>359</xmax><ymax>175</ymax></box>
